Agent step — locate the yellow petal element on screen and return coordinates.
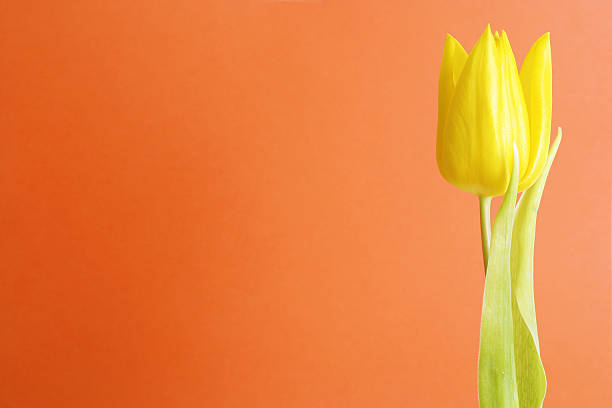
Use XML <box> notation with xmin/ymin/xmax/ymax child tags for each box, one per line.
<box><xmin>437</xmin><ymin>25</ymin><xmax>511</xmax><ymax>197</ymax></box>
<box><xmin>437</xmin><ymin>34</ymin><xmax>468</xmax><ymax>142</ymax></box>
<box><xmin>497</xmin><ymin>30</ymin><xmax>530</xmax><ymax>185</ymax></box>
<box><xmin>519</xmin><ymin>33</ymin><xmax>551</xmax><ymax>190</ymax></box>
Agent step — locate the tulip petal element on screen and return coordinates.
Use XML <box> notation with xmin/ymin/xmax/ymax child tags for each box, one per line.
<box><xmin>519</xmin><ymin>33</ymin><xmax>552</xmax><ymax>190</ymax></box>
<box><xmin>437</xmin><ymin>34</ymin><xmax>468</xmax><ymax>142</ymax></box>
<box><xmin>498</xmin><ymin>31</ymin><xmax>530</xmax><ymax>182</ymax></box>
<box><xmin>437</xmin><ymin>25</ymin><xmax>510</xmax><ymax>197</ymax></box>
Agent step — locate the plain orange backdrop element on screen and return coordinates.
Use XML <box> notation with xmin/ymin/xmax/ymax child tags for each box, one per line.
<box><xmin>1</xmin><ymin>0</ymin><xmax>611</xmax><ymax>407</ymax></box>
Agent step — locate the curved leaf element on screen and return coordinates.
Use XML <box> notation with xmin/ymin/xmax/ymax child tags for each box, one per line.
<box><xmin>511</xmin><ymin>128</ymin><xmax>562</xmax><ymax>408</ymax></box>
<box><xmin>478</xmin><ymin>145</ymin><xmax>520</xmax><ymax>408</ymax></box>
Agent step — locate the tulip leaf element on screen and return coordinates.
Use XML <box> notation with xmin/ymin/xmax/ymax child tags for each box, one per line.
<box><xmin>478</xmin><ymin>145</ymin><xmax>520</xmax><ymax>408</ymax></box>
<box><xmin>511</xmin><ymin>129</ymin><xmax>562</xmax><ymax>408</ymax></box>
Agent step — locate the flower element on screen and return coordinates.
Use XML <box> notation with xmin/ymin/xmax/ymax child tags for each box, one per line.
<box><xmin>436</xmin><ymin>25</ymin><xmax>552</xmax><ymax>197</ymax></box>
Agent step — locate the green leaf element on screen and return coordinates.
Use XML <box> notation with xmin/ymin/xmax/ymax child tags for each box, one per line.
<box><xmin>511</xmin><ymin>129</ymin><xmax>562</xmax><ymax>408</ymax></box>
<box><xmin>478</xmin><ymin>144</ymin><xmax>520</xmax><ymax>408</ymax></box>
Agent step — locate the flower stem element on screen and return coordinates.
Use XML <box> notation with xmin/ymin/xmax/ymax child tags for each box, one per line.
<box><xmin>479</xmin><ymin>196</ymin><xmax>492</xmax><ymax>273</ymax></box>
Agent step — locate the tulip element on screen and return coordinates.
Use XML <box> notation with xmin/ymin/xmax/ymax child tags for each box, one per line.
<box><xmin>434</xmin><ymin>26</ymin><xmax>561</xmax><ymax>408</ymax></box>
<box><xmin>436</xmin><ymin>25</ymin><xmax>552</xmax><ymax>197</ymax></box>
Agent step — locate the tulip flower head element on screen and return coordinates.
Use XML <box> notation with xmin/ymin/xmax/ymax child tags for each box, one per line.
<box><xmin>436</xmin><ymin>25</ymin><xmax>552</xmax><ymax>197</ymax></box>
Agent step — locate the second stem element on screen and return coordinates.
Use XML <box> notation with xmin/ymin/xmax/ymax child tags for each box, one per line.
<box><xmin>479</xmin><ymin>196</ymin><xmax>492</xmax><ymax>273</ymax></box>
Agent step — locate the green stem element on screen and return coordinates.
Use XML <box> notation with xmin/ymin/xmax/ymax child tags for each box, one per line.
<box><xmin>479</xmin><ymin>196</ymin><xmax>492</xmax><ymax>273</ymax></box>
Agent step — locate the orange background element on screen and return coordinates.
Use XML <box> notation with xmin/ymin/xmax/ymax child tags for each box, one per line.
<box><xmin>1</xmin><ymin>1</ymin><xmax>611</xmax><ymax>407</ymax></box>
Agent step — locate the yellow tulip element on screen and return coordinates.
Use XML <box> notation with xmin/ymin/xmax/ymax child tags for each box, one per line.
<box><xmin>436</xmin><ymin>25</ymin><xmax>552</xmax><ymax>196</ymax></box>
